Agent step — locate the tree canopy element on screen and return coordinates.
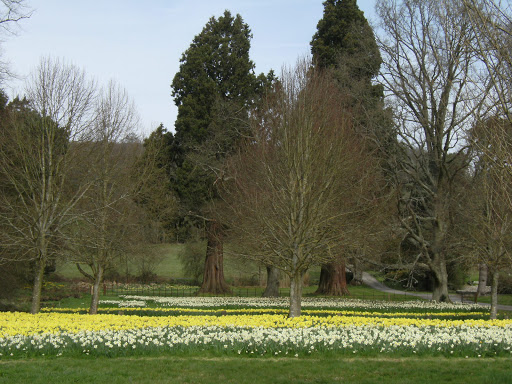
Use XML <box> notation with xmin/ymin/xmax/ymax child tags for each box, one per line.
<box><xmin>311</xmin><ymin>0</ymin><xmax>381</xmax><ymax>81</ymax></box>
<box><xmin>171</xmin><ymin>10</ymin><xmax>268</xmax><ymax>152</ymax></box>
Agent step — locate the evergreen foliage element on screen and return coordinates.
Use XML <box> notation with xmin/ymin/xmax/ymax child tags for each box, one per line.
<box><xmin>168</xmin><ymin>10</ymin><xmax>274</xmax><ymax>234</ymax></box>
<box><xmin>311</xmin><ymin>0</ymin><xmax>381</xmax><ymax>80</ymax></box>
<box><xmin>171</xmin><ymin>10</ymin><xmax>267</xmax><ymax>154</ymax></box>
<box><xmin>310</xmin><ymin>0</ymin><xmax>390</xmax><ymax>146</ymax></box>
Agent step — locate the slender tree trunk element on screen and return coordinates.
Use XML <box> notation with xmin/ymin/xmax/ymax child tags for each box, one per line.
<box><xmin>30</xmin><ymin>257</ymin><xmax>46</xmax><ymax>314</ymax></box>
<box><xmin>490</xmin><ymin>270</ymin><xmax>499</xmax><ymax>320</ymax></box>
<box><xmin>431</xmin><ymin>255</ymin><xmax>450</xmax><ymax>302</ymax></box>
<box><xmin>289</xmin><ymin>272</ymin><xmax>303</xmax><ymax>318</ymax></box>
<box><xmin>262</xmin><ymin>265</ymin><xmax>280</xmax><ymax>297</ymax></box>
<box><xmin>315</xmin><ymin>257</ymin><xmax>350</xmax><ymax>296</ymax></box>
<box><xmin>477</xmin><ymin>263</ymin><xmax>488</xmax><ymax>296</ymax></box>
<box><xmin>199</xmin><ymin>220</ymin><xmax>230</xmax><ymax>294</ymax></box>
<box><xmin>89</xmin><ymin>264</ymin><xmax>104</xmax><ymax>315</ymax></box>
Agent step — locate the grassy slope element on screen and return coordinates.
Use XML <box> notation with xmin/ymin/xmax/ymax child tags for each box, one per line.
<box><xmin>55</xmin><ymin>243</ymin><xmax>321</xmax><ymax>285</ymax></box>
<box><xmin>0</xmin><ymin>357</ymin><xmax>510</xmax><ymax>384</ymax></box>
<box><xmin>56</xmin><ymin>244</ymin><xmax>186</xmax><ymax>280</ymax></box>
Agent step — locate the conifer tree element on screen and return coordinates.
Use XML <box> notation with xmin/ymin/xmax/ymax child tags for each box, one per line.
<box><xmin>169</xmin><ymin>10</ymin><xmax>273</xmax><ymax>293</ymax></box>
<box><xmin>310</xmin><ymin>0</ymin><xmax>392</xmax><ymax>296</ymax></box>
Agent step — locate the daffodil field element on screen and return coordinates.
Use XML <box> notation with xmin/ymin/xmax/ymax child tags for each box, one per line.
<box><xmin>1</xmin><ymin>297</ymin><xmax>511</xmax><ymax>359</ymax></box>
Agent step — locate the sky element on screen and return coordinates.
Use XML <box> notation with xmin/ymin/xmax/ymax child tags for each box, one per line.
<box><xmin>3</xmin><ymin>0</ymin><xmax>378</xmax><ymax>136</ymax></box>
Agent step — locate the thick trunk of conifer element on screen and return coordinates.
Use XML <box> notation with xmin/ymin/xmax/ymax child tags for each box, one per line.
<box><xmin>199</xmin><ymin>220</ymin><xmax>230</xmax><ymax>294</ymax></box>
<box><xmin>262</xmin><ymin>265</ymin><xmax>280</xmax><ymax>297</ymax></box>
<box><xmin>315</xmin><ymin>257</ymin><xmax>350</xmax><ymax>296</ymax></box>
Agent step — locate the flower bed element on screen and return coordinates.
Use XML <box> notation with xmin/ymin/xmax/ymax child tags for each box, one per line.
<box><xmin>1</xmin><ymin>307</ymin><xmax>511</xmax><ymax>358</ymax></box>
<box><xmin>116</xmin><ymin>296</ymin><xmax>486</xmax><ymax>312</ymax></box>
<box><xmin>41</xmin><ymin>306</ymin><xmax>489</xmax><ymax>320</ymax></box>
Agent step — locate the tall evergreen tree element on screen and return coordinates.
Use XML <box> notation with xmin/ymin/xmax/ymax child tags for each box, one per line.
<box><xmin>310</xmin><ymin>0</ymin><xmax>392</xmax><ymax>296</ymax></box>
<box><xmin>311</xmin><ymin>0</ymin><xmax>381</xmax><ymax>80</ymax></box>
<box><xmin>169</xmin><ymin>10</ymin><xmax>274</xmax><ymax>293</ymax></box>
<box><xmin>172</xmin><ymin>10</ymin><xmax>266</xmax><ymax>152</ymax></box>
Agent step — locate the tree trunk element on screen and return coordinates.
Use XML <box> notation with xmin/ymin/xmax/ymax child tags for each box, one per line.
<box><xmin>431</xmin><ymin>255</ymin><xmax>450</xmax><ymax>302</ymax></box>
<box><xmin>262</xmin><ymin>265</ymin><xmax>280</xmax><ymax>297</ymax></box>
<box><xmin>315</xmin><ymin>257</ymin><xmax>350</xmax><ymax>296</ymax></box>
<box><xmin>477</xmin><ymin>263</ymin><xmax>488</xmax><ymax>296</ymax></box>
<box><xmin>350</xmin><ymin>258</ymin><xmax>364</xmax><ymax>286</ymax></box>
<box><xmin>199</xmin><ymin>220</ymin><xmax>230</xmax><ymax>294</ymax></box>
<box><xmin>289</xmin><ymin>273</ymin><xmax>303</xmax><ymax>318</ymax></box>
<box><xmin>89</xmin><ymin>264</ymin><xmax>104</xmax><ymax>315</ymax></box>
<box><xmin>490</xmin><ymin>270</ymin><xmax>499</xmax><ymax>320</ymax></box>
<box><xmin>30</xmin><ymin>258</ymin><xmax>46</xmax><ymax>314</ymax></box>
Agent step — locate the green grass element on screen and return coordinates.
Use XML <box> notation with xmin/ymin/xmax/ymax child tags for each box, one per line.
<box><xmin>55</xmin><ymin>244</ymin><xmax>187</xmax><ymax>280</ymax></box>
<box><xmin>54</xmin><ymin>243</ymin><xmax>320</xmax><ymax>286</ymax></box>
<box><xmin>0</xmin><ymin>356</ymin><xmax>511</xmax><ymax>384</ymax></box>
<box><xmin>477</xmin><ymin>294</ymin><xmax>512</xmax><ymax>306</ymax></box>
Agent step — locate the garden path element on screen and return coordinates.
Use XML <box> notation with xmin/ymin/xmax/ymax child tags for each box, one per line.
<box><xmin>361</xmin><ymin>272</ymin><xmax>512</xmax><ymax>311</ymax></box>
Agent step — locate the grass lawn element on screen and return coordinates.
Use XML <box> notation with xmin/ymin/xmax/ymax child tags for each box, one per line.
<box><xmin>478</xmin><ymin>294</ymin><xmax>512</xmax><ymax>306</ymax></box>
<box><xmin>0</xmin><ymin>356</ymin><xmax>510</xmax><ymax>384</ymax></box>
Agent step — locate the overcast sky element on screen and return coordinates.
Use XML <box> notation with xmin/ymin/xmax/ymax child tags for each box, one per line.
<box><xmin>3</xmin><ymin>0</ymin><xmax>377</xmax><ymax>136</ymax></box>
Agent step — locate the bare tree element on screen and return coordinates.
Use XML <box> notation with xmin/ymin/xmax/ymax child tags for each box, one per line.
<box><xmin>468</xmin><ymin>118</ymin><xmax>512</xmax><ymax>319</ymax></box>
<box><xmin>0</xmin><ymin>0</ymin><xmax>31</xmax><ymax>83</ymax></box>
<box><xmin>220</xmin><ymin>58</ymin><xmax>373</xmax><ymax>317</ymax></box>
<box><xmin>0</xmin><ymin>0</ymin><xmax>30</xmax><ymax>30</ymax></box>
<box><xmin>456</xmin><ymin>1</ymin><xmax>512</xmax><ymax>317</ymax></box>
<box><xmin>376</xmin><ymin>0</ymin><xmax>490</xmax><ymax>301</ymax></box>
<box><xmin>462</xmin><ymin>0</ymin><xmax>512</xmax><ymax>122</ymax></box>
<box><xmin>0</xmin><ymin>57</ymin><xmax>96</xmax><ymax>313</ymax></box>
<box><xmin>70</xmin><ymin>80</ymin><xmax>141</xmax><ymax>315</ymax></box>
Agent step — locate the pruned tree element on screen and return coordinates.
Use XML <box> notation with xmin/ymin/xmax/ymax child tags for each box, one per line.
<box><xmin>0</xmin><ymin>57</ymin><xmax>96</xmax><ymax>313</ymax></box>
<box><xmin>220</xmin><ymin>58</ymin><xmax>377</xmax><ymax>317</ymax></box>
<box><xmin>376</xmin><ymin>0</ymin><xmax>489</xmax><ymax>301</ymax></box>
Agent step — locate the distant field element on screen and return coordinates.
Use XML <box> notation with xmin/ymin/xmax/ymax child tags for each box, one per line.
<box><xmin>57</xmin><ymin>244</ymin><xmax>185</xmax><ymax>280</ymax></box>
<box><xmin>55</xmin><ymin>243</ymin><xmax>322</xmax><ymax>286</ymax></box>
